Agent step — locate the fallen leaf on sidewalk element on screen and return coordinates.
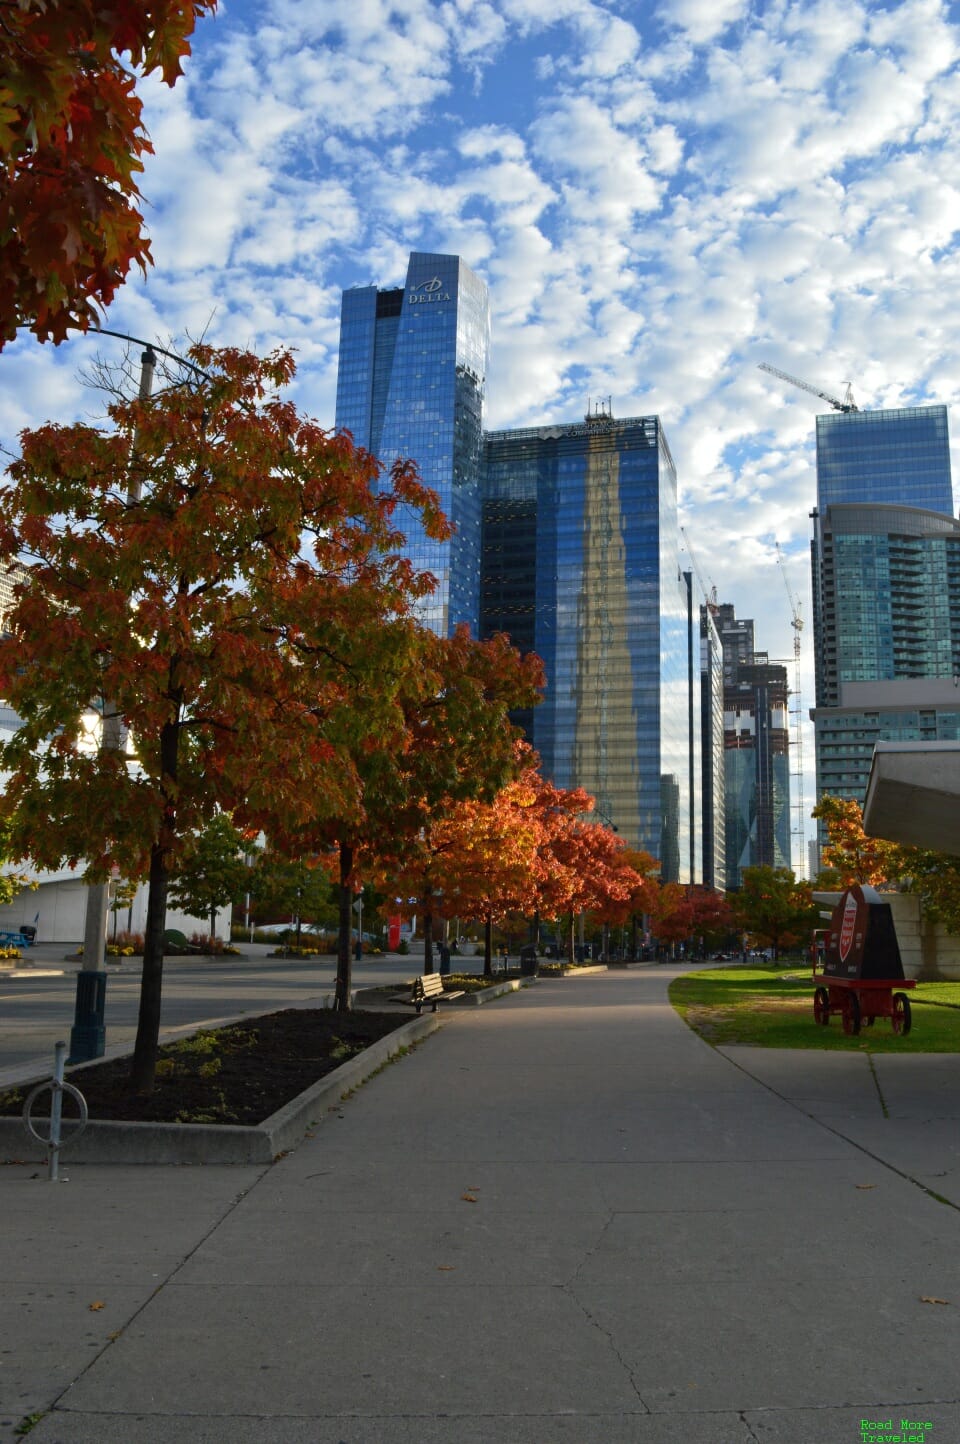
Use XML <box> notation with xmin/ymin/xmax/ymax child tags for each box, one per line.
<box><xmin>437</xmin><ymin>1265</ymin><xmax>455</xmax><ymax>1271</ymax></box>
<box><xmin>855</xmin><ymin>1184</ymin><xmax>876</xmax><ymax>1190</ymax></box>
<box><xmin>88</xmin><ymin>1301</ymin><xmax>105</xmax><ymax>1311</ymax></box>
<box><xmin>461</xmin><ymin>1193</ymin><xmax>477</xmax><ymax>1203</ymax></box>
<box><xmin>920</xmin><ymin>1296</ymin><xmax>950</xmax><ymax>1305</ymax></box>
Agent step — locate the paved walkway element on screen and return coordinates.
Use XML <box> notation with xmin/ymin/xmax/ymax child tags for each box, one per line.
<box><xmin>2</xmin><ymin>967</ymin><xmax>959</xmax><ymax>1442</ymax></box>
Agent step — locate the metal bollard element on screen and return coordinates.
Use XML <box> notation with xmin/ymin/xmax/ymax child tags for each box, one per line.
<box><xmin>23</xmin><ymin>1040</ymin><xmax>88</xmax><ymax>1180</ymax></box>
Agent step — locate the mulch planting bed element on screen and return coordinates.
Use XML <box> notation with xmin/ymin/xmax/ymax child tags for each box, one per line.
<box><xmin>0</xmin><ymin>1009</ymin><xmax>410</xmax><ymax>1127</ymax></box>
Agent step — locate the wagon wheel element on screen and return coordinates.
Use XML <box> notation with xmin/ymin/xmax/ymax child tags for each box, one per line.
<box><xmin>891</xmin><ymin>992</ymin><xmax>912</xmax><ymax>1036</ymax></box>
<box><xmin>842</xmin><ymin>992</ymin><xmax>861</xmax><ymax>1036</ymax></box>
<box><xmin>813</xmin><ymin>987</ymin><xmax>830</xmax><ymax>1025</ymax></box>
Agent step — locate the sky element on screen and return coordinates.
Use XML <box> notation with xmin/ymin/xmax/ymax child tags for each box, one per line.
<box><xmin>5</xmin><ymin>0</ymin><xmax>960</xmax><ymax>874</ymax></box>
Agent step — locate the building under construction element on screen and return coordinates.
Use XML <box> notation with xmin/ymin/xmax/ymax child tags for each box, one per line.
<box><xmin>714</xmin><ymin>603</ymin><xmax>791</xmax><ymax>888</ymax></box>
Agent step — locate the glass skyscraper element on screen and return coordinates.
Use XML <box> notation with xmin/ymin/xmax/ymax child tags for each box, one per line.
<box><xmin>481</xmin><ymin>411</ymin><xmax>700</xmax><ymax>877</ymax></box>
<box><xmin>334</xmin><ymin>254</ymin><xmax>708</xmax><ymax>878</ymax></box>
<box><xmin>811</xmin><ymin>403</ymin><xmax>960</xmax><ymax>815</ymax></box>
<box><xmin>816</xmin><ymin>406</ymin><xmax>953</xmax><ymax>514</ymax></box>
<box><xmin>335</xmin><ymin>252</ymin><xmax>490</xmax><ymax>635</ymax></box>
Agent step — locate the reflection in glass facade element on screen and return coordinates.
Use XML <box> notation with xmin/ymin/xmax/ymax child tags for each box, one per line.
<box><xmin>335</xmin><ymin>252</ymin><xmax>490</xmax><ymax>635</ymax></box>
<box><xmin>816</xmin><ymin>406</ymin><xmax>953</xmax><ymax>514</ymax></box>
<box><xmin>811</xmin><ymin>402</ymin><xmax>960</xmax><ymax>816</ymax></box>
<box><xmin>481</xmin><ymin>413</ymin><xmax>700</xmax><ymax>878</ymax></box>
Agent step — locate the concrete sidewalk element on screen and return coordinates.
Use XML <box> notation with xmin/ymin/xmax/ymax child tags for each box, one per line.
<box><xmin>2</xmin><ymin>967</ymin><xmax>959</xmax><ymax>1442</ymax></box>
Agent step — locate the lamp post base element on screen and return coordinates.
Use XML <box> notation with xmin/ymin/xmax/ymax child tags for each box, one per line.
<box><xmin>68</xmin><ymin>970</ymin><xmax>107</xmax><ymax>1063</ymax></box>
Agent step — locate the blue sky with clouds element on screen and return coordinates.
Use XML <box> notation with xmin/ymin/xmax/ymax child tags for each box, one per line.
<box><xmin>4</xmin><ymin>0</ymin><xmax>960</xmax><ymax>868</ymax></box>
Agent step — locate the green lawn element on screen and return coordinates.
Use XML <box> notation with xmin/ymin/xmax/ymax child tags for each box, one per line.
<box><xmin>669</xmin><ymin>965</ymin><xmax>960</xmax><ymax>1052</ymax></box>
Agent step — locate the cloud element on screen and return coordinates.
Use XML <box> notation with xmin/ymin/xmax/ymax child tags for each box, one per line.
<box><xmin>8</xmin><ymin>0</ymin><xmax>960</xmax><ymax>863</ymax></box>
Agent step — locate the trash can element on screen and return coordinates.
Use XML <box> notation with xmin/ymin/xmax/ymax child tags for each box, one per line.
<box><xmin>519</xmin><ymin>944</ymin><xmax>538</xmax><ymax>977</ymax></box>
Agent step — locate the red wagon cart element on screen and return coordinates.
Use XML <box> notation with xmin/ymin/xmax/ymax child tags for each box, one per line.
<box><xmin>812</xmin><ymin>883</ymin><xmax>916</xmax><ymax>1037</ymax></box>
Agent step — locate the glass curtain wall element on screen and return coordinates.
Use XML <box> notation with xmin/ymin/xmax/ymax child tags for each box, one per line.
<box><xmin>482</xmin><ymin>415</ymin><xmax>697</xmax><ymax>876</ymax></box>
<box><xmin>335</xmin><ymin>252</ymin><xmax>490</xmax><ymax>635</ymax></box>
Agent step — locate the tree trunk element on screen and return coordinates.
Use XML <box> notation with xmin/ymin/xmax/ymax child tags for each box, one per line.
<box><xmin>483</xmin><ymin>914</ymin><xmax>493</xmax><ymax>977</ymax></box>
<box><xmin>335</xmin><ymin>841</ymin><xmax>353</xmax><ymax>1011</ymax></box>
<box><xmin>130</xmin><ymin>713</ymin><xmax>179</xmax><ymax>1095</ymax></box>
<box><xmin>567</xmin><ymin>911</ymin><xmax>575</xmax><ymax>965</ymax></box>
<box><xmin>130</xmin><ymin>840</ymin><xmax>169</xmax><ymax>1094</ymax></box>
<box><xmin>423</xmin><ymin>887</ymin><xmax>434</xmax><ymax>974</ymax></box>
<box><xmin>210</xmin><ymin>905</ymin><xmax>216</xmax><ymax>940</ymax></box>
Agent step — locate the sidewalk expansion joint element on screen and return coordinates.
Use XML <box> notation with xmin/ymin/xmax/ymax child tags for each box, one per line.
<box><xmin>867</xmin><ymin>1052</ymin><xmax>890</xmax><ymax>1117</ymax></box>
<box><xmin>717</xmin><ymin>1048</ymin><xmax>960</xmax><ymax>1216</ymax></box>
<box><xmin>41</xmin><ymin>1165</ymin><xmax>272</xmax><ymax>1418</ymax></box>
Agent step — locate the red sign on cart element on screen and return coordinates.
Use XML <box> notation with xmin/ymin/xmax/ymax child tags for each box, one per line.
<box><xmin>839</xmin><ymin>891</ymin><xmax>858</xmax><ymax>963</ymax></box>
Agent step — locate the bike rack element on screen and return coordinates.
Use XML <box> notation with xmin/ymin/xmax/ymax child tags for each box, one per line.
<box><xmin>23</xmin><ymin>1041</ymin><xmax>88</xmax><ymax>1180</ymax></box>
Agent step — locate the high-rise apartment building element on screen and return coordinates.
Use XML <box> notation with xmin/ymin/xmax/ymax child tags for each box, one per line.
<box><xmin>481</xmin><ymin>411</ymin><xmax>701</xmax><ymax>876</ymax></box>
<box><xmin>716</xmin><ymin>603</ymin><xmax>791</xmax><ymax>888</ymax></box>
<box><xmin>335</xmin><ymin>251</ymin><xmax>490</xmax><ymax>636</ymax></box>
<box><xmin>811</xmin><ymin>405</ymin><xmax>960</xmax><ymax>813</ymax></box>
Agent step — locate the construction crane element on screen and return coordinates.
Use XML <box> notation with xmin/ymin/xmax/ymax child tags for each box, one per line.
<box><xmin>759</xmin><ymin>362</ymin><xmax>858</xmax><ymax>413</ymax></box>
<box><xmin>680</xmin><ymin>527</ymin><xmax>718</xmax><ymax>611</ymax></box>
<box><xmin>775</xmin><ymin>541</ymin><xmax>806</xmax><ymax>873</ymax></box>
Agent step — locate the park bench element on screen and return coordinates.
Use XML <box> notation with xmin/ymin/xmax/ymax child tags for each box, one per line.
<box><xmin>0</xmin><ymin>929</ymin><xmax>30</xmax><ymax>947</ymax></box>
<box><xmin>391</xmin><ymin>972</ymin><xmax>464</xmax><ymax>1015</ymax></box>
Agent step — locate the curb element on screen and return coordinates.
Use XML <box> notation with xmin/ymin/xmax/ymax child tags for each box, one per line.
<box><xmin>455</xmin><ymin>978</ymin><xmax>529</xmax><ymax>1004</ymax></box>
<box><xmin>0</xmin><ymin>1012</ymin><xmax>441</xmax><ymax>1167</ymax></box>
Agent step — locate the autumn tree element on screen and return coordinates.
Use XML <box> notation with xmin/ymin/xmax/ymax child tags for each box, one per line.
<box><xmin>1</xmin><ymin>0</ymin><xmax>217</xmax><ymax>345</ymax></box>
<box><xmin>402</xmin><ymin>743</ymin><xmax>546</xmax><ymax>978</ymax></box>
<box><xmin>519</xmin><ymin>780</ymin><xmax>641</xmax><ymax>964</ymax></box>
<box><xmin>348</xmin><ymin>630</ymin><xmax>544</xmax><ymax>995</ymax></box>
<box><xmin>812</xmin><ymin>795</ymin><xmax>902</xmax><ymax>887</ymax></box>
<box><xmin>167</xmin><ymin>811</ymin><xmax>249</xmax><ymax>939</ymax></box>
<box><xmin>0</xmin><ymin>345</ymin><xmax>448</xmax><ymax>1090</ymax></box>
<box><xmin>647</xmin><ymin>882</ymin><xmax>691</xmax><ymax>956</ymax></box>
<box><xmin>814</xmin><ymin>793</ymin><xmax>960</xmax><ymax>934</ymax></box>
<box><xmin>730</xmin><ymin>866</ymin><xmax>818</xmax><ymax>960</ymax></box>
<box><xmin>588</xmin><ymin>846</ymin><xmax>660</xmax><ymax>960</ymax></box>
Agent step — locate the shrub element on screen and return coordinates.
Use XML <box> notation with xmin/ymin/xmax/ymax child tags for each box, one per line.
<box><xmin>113</xmin><ymin>930</ymin><xmax>145</xmax><ymax>953</ymax></box>
<box><xmin>189</xmin><ymin>933</ymin><xmax>238</xmax><ymax>955</ymax></box>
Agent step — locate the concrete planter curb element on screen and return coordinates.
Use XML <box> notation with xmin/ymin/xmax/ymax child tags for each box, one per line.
<box><xmin>453</xmin><ymin>978</ymin><xmax>528</xmax><ymax>1004</ymax></box>
<box><xmin>539</xmin><ymin>964</ymin><xmax>608</xmax><ymax>977</ymax></box>
<box><xmin>0</xmin><ymin>1013</ymin><xmax>440</xmax><ymax>1167</ymax></box>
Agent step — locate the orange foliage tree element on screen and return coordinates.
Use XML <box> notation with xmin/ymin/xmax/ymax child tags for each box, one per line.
<box><xmin>811</xmin><ymin>795</ymin><xmax>903</xmax><ymax>887</ymax></box>
<box><xmin>1</xmin><ymin>0</ymin><xmax>217</xmax><ymax>344</ymax></box>
<box><xmin>292</xmin><ymin>625</ymin><xmax>543</xmax><ymax>1005</ymax></box>
<box><xmin>398</xmin><ymin>744</ymin><xmax>547</xmax><ymax>977</ymax></box>
<box><xmin>0</xmin><ymin>345</ymin><xmax>447</xmax><ymax>1088</ymax></box>
<box><xmin>526</xmin><ymin>782</ymin><xmax>643</xmax><ymax>964</ymax></box>
<box><xmin>648</xmin><ymin>883</ymin><xmax>734</xmax><ymax>958</ymax></box>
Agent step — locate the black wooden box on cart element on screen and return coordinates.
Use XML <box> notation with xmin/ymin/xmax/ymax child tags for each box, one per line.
<box><xmin>813</xmin><ymin>884</ymin><xmax>915</xmax><ymax>1035</ymax></box>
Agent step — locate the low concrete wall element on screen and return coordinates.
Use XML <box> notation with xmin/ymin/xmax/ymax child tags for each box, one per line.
<box><xmin>0</xmin><ymin>1013</ymin><xmax>441</xmax><ymax>1166</ymax></box>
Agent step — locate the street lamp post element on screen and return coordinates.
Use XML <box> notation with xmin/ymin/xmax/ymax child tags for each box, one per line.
<box><xmin>69</xmin><ymin>344</ymin><xmax>155</xmax><ymax>1063</ymax></box>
